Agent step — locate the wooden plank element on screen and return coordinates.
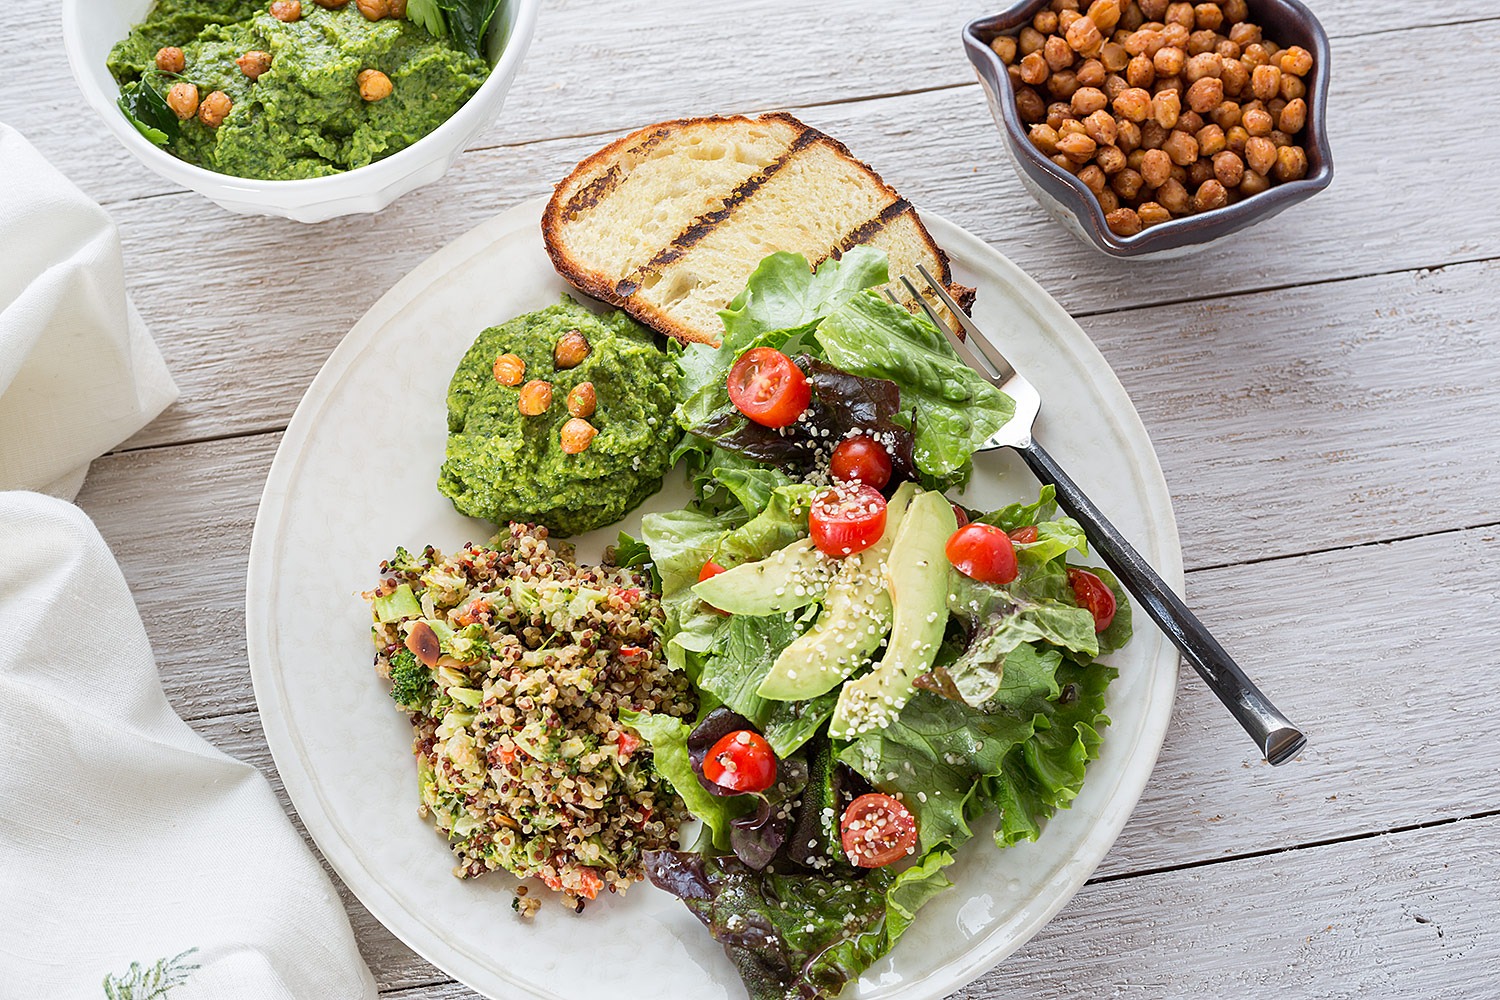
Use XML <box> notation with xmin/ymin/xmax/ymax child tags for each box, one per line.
<box><xmin>47</xmin><ymin>19</ymin><xmax>1498</xmax><ymax>452</ymax></box>
<box><xmin>3</xmin><ymin>1</ymin><xmax>1488</xmax><ymax>207</ymax></box>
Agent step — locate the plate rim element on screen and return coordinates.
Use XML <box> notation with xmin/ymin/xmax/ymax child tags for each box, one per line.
<box><xmin>246</xmin><ymin>196</ymin><xmax>1182</xmax><ymax>999</ymax></box>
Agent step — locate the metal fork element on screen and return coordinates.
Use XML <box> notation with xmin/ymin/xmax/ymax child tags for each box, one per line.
<box><xmin>893</xmin><ymin>266</ymin><xmax>1306</xmax><ymax>766</ymax></box>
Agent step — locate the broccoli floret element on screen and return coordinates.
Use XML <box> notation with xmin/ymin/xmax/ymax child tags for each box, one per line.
<box><xmin>446</xmin><ymin>623</ymin><xmax>494</xmax><ymax>664</ymax></box>
<box><xmin>389</xmin><ymin>649</ymin><xmax>436</xmax><ymax>712</ymax></box>
<box><xmin>384</xmin><ymin>545</ymin><xmax>433</xmax><ymax>576</ymax></box>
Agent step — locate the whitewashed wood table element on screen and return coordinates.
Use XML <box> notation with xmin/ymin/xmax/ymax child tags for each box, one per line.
<box><xmin>6</xmin><ymin>0</ymin><xmax>1500</xmax><ymax>995</ymax></box>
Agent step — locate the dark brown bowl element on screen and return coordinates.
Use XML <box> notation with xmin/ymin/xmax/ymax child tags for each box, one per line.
<box><xmin>963</xmin><ymin>0</ymin><xmax>1333</xmax><ymax>258</ymax></box>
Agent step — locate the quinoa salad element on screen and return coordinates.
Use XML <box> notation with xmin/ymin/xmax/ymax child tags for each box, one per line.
<box><xmin>365</xmin><ymin>523</ymin><xmax>695</xmax><ymax>914</ymax></box>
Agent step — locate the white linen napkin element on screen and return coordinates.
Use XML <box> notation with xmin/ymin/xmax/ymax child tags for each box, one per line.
<box><xmin>0</xmin><ymin>122</ymin><xmax>178</xmax><ymax>497</ymax></box>
<box><xmin>0</xmin><ymin>494</ymin><xmax>379</xmax><ymax>999</ymax></box>
<box><xmin>0</xmin><ymin>127</ymin><xmax>377</xmax><ymax>998</ymax></box>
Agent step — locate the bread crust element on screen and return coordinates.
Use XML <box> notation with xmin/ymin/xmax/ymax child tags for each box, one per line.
<box><xmin>542</xmin><ymin>113</ymin><xmax>968</xmax><ymax>345</ymax></box>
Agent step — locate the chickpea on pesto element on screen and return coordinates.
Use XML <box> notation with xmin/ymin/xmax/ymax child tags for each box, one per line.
<box><xmin>438</xmin><ymin>297</ymin><xmax>682</xmax><ymax>537</ymax></box>
<box><xmin>107</xmin><ymin>0</ymin><xmax>489</xmax><ymax>179</ymax></box>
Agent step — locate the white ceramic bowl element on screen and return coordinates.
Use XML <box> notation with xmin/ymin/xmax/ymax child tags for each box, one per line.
<box><xmin>62</xmin><ymin>0</ymin><xmax>541</xmax><ymax>223</ymax></box>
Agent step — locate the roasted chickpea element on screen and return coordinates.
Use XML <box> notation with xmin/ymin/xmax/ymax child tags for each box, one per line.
<box><xmin>1139</xmin><ymin>147</ymin><xmax>1172</xmax><ymax>187</ymax></box>
<box><xmin>1048</xmin><ymin>101</ymin><xmax>1079</xmax><ymax>129</ymax></box>
<box><xmin>1210</xmin><ymin>100</ymin><xmax>1241</xmax><ymax>129</ymax></box>
<box><xmin>270</xmin><ymin>0</ymin><xmax>302</xmax><ymax>20</ymax></box>
<box><xmin>493</xmin><ymin>353</ymin><xmax>525</xmax><ymax>386</ymax></box>
<box><xmin>198</xmin><ymin>90</ymin><xmax>232</xmax><ymax>128</ymax></box>
<box><xmin>1212</xmin><ymin>149</ymin><xmax>1244</xmax><ymax>187</ymax></box>
<box><xmin>1183</xmin><ymin>52</ymin><xmax>1222</xmax><ymax>82</ymax></box>
<box><xmin>1127</xmin><ymin>53</ymin><xmax>1156</xmax><ymax>88</ymax></box>
<box><xmin>1020</xmin><ymin>26</ymin><xmax>1047</xmax><ymax>55</ymax></box>
<box><xmin>1185</xmin><ymin>76</ymin><xmax>1223</xmax><ymax>112</ymax></box>
<box><xmin>1115</xmin><ymin>117</ymin><xmax>1143</xmax><ymax>151</ymax></box>
<box><xmin>1071</xmin><ymin>86</ymin><xmax>1109</xmax><ymax>115</ymax></box>
<box><xmin>313</xmin><ymin>0</ymin><xmax>349</xmax><ymax>7</ymax></box>
<box><xmin>1056</xmin><ymin>132</ymin><xmax>1098</xmax><ymax>161</ymax></box>
<box><xmin>1077</xmin><ymin>58</ymin><xmax>1108</xmax><ymax>87</ymax></box>
<box><xmin>1049</xmin><ymin>69</ymin><xmax>1081</xmax><ymax>100</ymax></box>
<box><xmin>1111</xmin><ymin>166</ymin><xmax>1146</xmax><ymax>199</ymax></box>
<box><xmin>1066</xmin><ymin>15</ymin><xmax>1104</xmax><ymax>56</ymax></box>
<box><xmin>1083</xmin><ymin>109</ymin><xmax>1118</xmax><ymax>146</ymax></box>
<box><xmin>991</xmin><ymin>35</ymin><xmax>1019</xmax><ymax>64</ymax></box>
<box><xmin>1088</xmin><ymin>0</ymin><xmax>1121</xmax><ymax>32</ymax></box>
<box><xmin>1044</xmin><ymin>35</ymin><xmax>1075</xmax><ymax>72</ymax></box>
<box><xmin>1154</xmin><ymin>73</ymin><xmax>1183</xmax><ymax>94</ymax></box>
<box><xmin>1177</xmin><ymin>109</ymin><xmax>1204</xmax><ymax>133</ymax></box>
<box><xmin>1035</xmin><ymin>8</ymin><xmax>1060</xmax><ymax>32</ymax></box>
<box><xmin>1008</xmin><ymin>62</ymin><xmax>1025</xmax><ymax>88</ymax></box>
<box><xmin>1278</xmin><ymin>45</ymin><xmax>1313</xmax><ymax>76</ymax></box>
<box><xmin>553</xmin><ymin>330</ymin><xmax>591</xmax><ymax>369</ymax></box>
<box><xmin>1216</xmin><ymin>38</ymin><xmax>1242</xmax><ymax>60</ymax></box>
<box><xmin>357</xmin><ymin>0</ymin><xmax>391</xmax><ymax>18</ymax></box>
<box><xmin>1193</xmin><ymin>178</ymin><xmax>1229</xmax><ymax>211</ymax></box>
<box><xmin>567</xmin><ymin>382</ymin><xmax>597</xmax><ymax>418</ymax></box>
<box><xmin>1220</xmin><ymin>58</ymin><xmax>1249</xmax><ymax>97</ymax></box>
<box><xmin>1186</xmin><ymin>28</ymin><xmax>1218</xmax><ymax>56</ymax></box>
<box><xmin>1153</xmin><ymin>45</ymin><xmax>1185</xmax><ymax>77</ymax></box>
<box><xmin>1239</xmin><ymin>169</ymin><xmax>1271</xmax><ymax>195</ymax></box>
<box><xmin>1152</xmin><ymin>89</ymin><xmax>1181</xmax><ymax>127</ymax></box>
<box><xmin>237</xmin><ymin>50</ymin><xmax>273</xmax><ymax>81</ymax></box>
<box><xmin>1278</xmin><ymin>97</ymin><xmax>1307</xmax><ymax>133</ymax></box>
<box><xmin>1221</xmin><ymin>0</ymin><xmax>1248</xmax><ymax>23</ymax></box>
<box><xmin>1193</xmin><ymin>3</ymin><xmax>1223</xmax><ymax>30</ymax></box>
<box><xmin>1196</xmin><ymin>123</ymin><xmax>1226</xmax><ymax>156</ymax></box>
<box><xmin>1105</xmin><ymin>207</ymin><xmax>1143</xmax><ymax>235</ymax></box>
<box><xmin>1188</xmin><ymin>156</ymin><xmax>1215</xmax><ymax>186</ymax></box>
<box><xmin>1251</xmin><ymin>63</ymin><xmax>1281</xmax><ymax>101</ymax></box>
<box><xmin>1051</xmin><ymin>153</ymin><xmax>1081</xmax><ymax>174</ymax></box>
<box><xmin>1161</xmin><ymin>22</ymin><xmax>1190</xmax><ymax>48</ymax></box>
<box><xmin>1280</xmin><ymin>73</ymin><xmax>1306</xmax><ymax>102</ymax></box>
<box><xmin>1059</xmin><ymin>9</ymin><xmax>1083</xmax><ymax>32</ymax></box>
<box><xmin>1017</xmin><ymin>87</ymin><xmax>1047</xmax><ymax>122</ymax></box>
<box><xmin>1242</xmin><ymin>106</ymin><xmax>1273</xmax><ymax>136</ymax></box>
<box><xmin>1229</xmin><ymin>22</ymin><xmax>1262</xmax><ymax>47</ymax></box>
<box><xmin>166</xmin><ymin>82</ymin><xmax>199</xmax><ymax>120</ymax></box>
<box><xmin>155</xmin><ymin>46</ymin><xmax>185</xmax><ymax>74</ymax></box>
<box><xmin>1244</xmin><ymin>135</ymin><xmax>1277</xmax><ymax>175</ymax></box>
<box><xmin>1162</xmin><ymin>128</ymin><xmax>1198</xmax><ymax>165</ymax></box>
<box><xmin>1097</xmin><ymin>143</ymin><xmax>1128</xmax><ymax>172</ymax></box>
<box><xmin>1156</xmin><ymin>176</ymin><xmax>1191</xmax><ymax>212</ymax></box>
<box><xmin>1077</xmin><ymin>163</ymin><xmax>1108</xmax><ymax>194</ymax></box>
<box><xmin>1273</xmin><ymin>144</ymin><xmax>1308</xmax><ymax>181</ymax></box>
<box><xmin>1096</xmin><ymin>187</ymin><xmax>1121</xmax><ymax>212</ymax></box>
<box><xmin>1021</xmin><ymin>51</ymin><xmax>1051</xmax><ymax>85</ymax></box>
<box><xmin>1123</xmin><ymin>28</ymin><xmax>1158</xmax><ymax>56</ymax></box>
<box><xmin>1029</xmin><ymin>123</ymin><xmax>1063</xmax><ymax>154</ymax></box>
<box><xmin>358</xmin><ymin>69</ymin><xmax>393</xmax><ymax>101</ymax></box>
<box><xmin>1140</xmin><ymin>118</ymin><xmax>1169</xmax><ymax>149</ymax></box>
<box><xmin>1164</xmin><ymin>2</ymin><xmax>1193</xmax><ymax>28</ymax></box>
<box><xmin>1126</xmin><ymin>147</ymin><xmax>1149</xmax><ymax>171</ymax></box>
<box><xmin>559</xmin><ymin>418</ymin><xmax>598</xmax><ymax>455</ymax></box>
<box><xmin>1113</xmin><ymin>86</ymin><xmax>1152</xmax><ymax>121</ymax></box>
<box><xmin>1101</xmin><ymin>41</ymin><xmax>1130</xmax><ymax>71</ymax></box>
<box><xmin>1226</xmin><ymin>124</ymin><xmax>1249</xmax><ymax>152</ymax></box>
<box><xmin>1138</xmin><ymin>200</ymin><xmax>1172</xmax><ymax>226</ymax></box>
<box><xmin>518</xmin><ymin>380</ymin><xmax>553</xmax><ymax>416</ymax></box>
<box><xmin>1139</xmin><ymin>0</ymin><xmax>1169</xmax><ymax>18</ymax></box>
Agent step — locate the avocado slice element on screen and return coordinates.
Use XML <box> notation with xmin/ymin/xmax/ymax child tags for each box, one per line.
<box><xmin>828</xmin><ymin>490</ymin><xmax>957</xmax><ymax>738</ymax></box>
<box><xmin>756</xmin><ymin>482</ymin><xmax>918</xmax><ymax>701</ymax></box>
<box><xmin>691</xmin><ymin>537</ymin><xmax>834</xmax><ymax>617</ymax></box>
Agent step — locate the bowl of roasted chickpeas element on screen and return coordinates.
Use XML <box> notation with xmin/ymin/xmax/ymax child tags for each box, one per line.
<box><xmin>964</xmin><ymin>0</ymin><xmax>1332</xmax><ymax>257</ymax></box>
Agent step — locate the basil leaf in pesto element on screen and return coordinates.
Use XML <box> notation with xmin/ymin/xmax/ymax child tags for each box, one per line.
<box><xmin>117</xmin><ymin>81</ymin><xmax>179</xmax><ymax>148</ymax></box>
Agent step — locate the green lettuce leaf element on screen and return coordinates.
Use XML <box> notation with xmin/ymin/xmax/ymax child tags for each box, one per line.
<box><xmin>977</xmin><ymin>485</ymin><xmax>1058</xmax><ymax>532</ymax></box>
<box><xmin>814</xmin><ymin>291</ymin><xmax>1014</xmax><ymax>484</ymax></box>
<box><xmin>709</xmin><ymin>484</ymin><xmax>816</xmax><ymax>568</ymax></box>
<box><xmin>885</xmin><ymin>849</ymin><xmax>956</xmax><ymax>943</ymax></box>
<box><xmin>620</xmin><ymin>709</ymin><xmax>747</xmax><ymax>849</ymax></box>
<box><xmin>698</xmin><ymin>611</ymin><xmax>836</xmax><ymax>757</ymax></box>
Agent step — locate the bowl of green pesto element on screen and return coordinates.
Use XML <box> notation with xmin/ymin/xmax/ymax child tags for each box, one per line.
<box><xmin>63</xmin><ymin>0</ymin><xmax>541</xmax><ymax>222</ymax></box>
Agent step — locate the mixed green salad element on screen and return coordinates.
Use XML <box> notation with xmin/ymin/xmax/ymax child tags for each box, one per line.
<box><xmin>612</xmin><ymin>248</ymin><xmax>1134</xmax><ymax>999</ymax></box>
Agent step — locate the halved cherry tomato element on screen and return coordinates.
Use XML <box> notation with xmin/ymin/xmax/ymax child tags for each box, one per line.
<box><xmin>702</xmin><ymin>729</ymin><xmax>778</xmax><ymax>793</ymax></box>
<box><xmin>1009</xmin><ymin>525</ymin><xmax>1039</xmax><ymax>544</ymax></box>
<box><xmin>830</xmin><ymin>435</ymin><xmax>893</xmax><ymax>490</ymax></box>
<box><xmin>1067</xmin><ymin>567</ymin><xmax>1117</xmax><ymax>632</ymax></box>
<box><xmin>698</xmin><ymin>560</ymin><xmax>730</xmax><ymax>615</ymax></box>
<box><xmin>952</xmin><ymin>504</ymin><xmax>970</xmax><ymax>528</ymax></box>
<box><xmin>841</xmin><ymin>793</ymin><xmax>918</xmax><ymax>868</ymax></box>
<box><xmin>809</xmin><ymin>482</ymin><xmax>887</xmax><ymax>557</ymax></box>
<box><xmin>726</xmin><ymin>348</ymin><xmax>810</xmax><ymax>428</ymax></box>
<box><xmin>945</xmin><ymin>523</ymin><xmax>1018</xmax><ymax>585</ymax></box>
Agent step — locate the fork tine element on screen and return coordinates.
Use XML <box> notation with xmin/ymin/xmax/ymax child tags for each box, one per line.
<box><xmin>898</xmin><ymin>275</ymin><xmax>1003</xmax><ymax>386</ymax></box>
<box><xmin>883</xmin><ymin>288</ymin><xmax>902</xmax><ymax>305</ymax></box>
<box><xmin>916</xmin><ymin>264</ymin><xmax>1017</xmax><ymax>383</ymax></box>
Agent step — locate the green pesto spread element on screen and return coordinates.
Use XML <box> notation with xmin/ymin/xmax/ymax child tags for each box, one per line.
<box><xmin>439</xmin><ymin>298</ymin><xmax>682</xmax><ymax>537</ymax></box>
<box><xmin>107</xmin><ymin>1</ymin><xmax>489</xmax><ymax>180</ymax></box>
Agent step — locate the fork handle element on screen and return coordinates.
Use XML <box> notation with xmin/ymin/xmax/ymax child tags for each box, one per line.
<box><xmin>1016</xmin><ymin>439</ymin><xmax>1306</xmax><ymax>766</ymax></box>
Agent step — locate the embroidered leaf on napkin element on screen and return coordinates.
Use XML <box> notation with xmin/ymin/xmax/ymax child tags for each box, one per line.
<box><xmin>102</xmin><ymin>947</ymin><xmax>199</xmax><ymax>1000</ymax></box>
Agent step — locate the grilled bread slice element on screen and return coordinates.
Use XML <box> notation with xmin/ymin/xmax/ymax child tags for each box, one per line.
<box><xmin>542</xmin><ymin>113</ymin><xmax>972</xmax><ymax>345</ymax></box>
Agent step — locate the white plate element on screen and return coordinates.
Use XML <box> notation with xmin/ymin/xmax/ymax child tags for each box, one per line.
<box><xmin>247</xmin><ymin>197</ymin><xmax>1181</xmax><ymax>1000</ymax></box>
